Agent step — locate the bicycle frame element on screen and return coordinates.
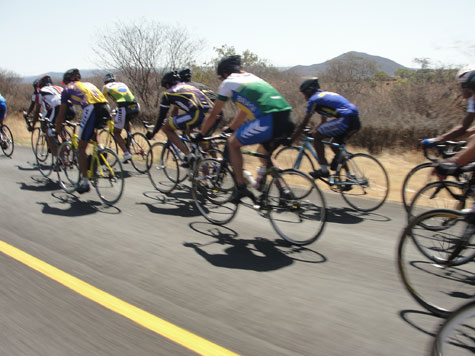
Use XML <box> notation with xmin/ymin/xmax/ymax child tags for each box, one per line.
<box><xmin>70</xmin><ymin>133</ymin><xmax>116</xmax><ymax>178</ymax></box>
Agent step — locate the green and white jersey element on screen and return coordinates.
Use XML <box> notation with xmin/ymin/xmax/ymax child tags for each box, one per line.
<box><xmin>102</xmin><ymin>82</ymin><xmax>136</xmax><ymax>104</ymax></box>
<box><xmin>217</xmin><ymin>72</ymin><xmax>291</xmax><ymax>119</ymax></box>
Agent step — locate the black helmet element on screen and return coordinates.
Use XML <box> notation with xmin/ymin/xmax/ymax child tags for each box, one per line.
<box><xmin>161</xmin><ymin>71</ymin><xmax>180</xmax><ymax>87</ymax></box>
<box><xmin>179</xmin><ymin>68</ymin><xmax>191</xmax><ymax>82</ymax></box>
<box><xmin>217</xmin><ymin>55</ymin><xmax>242</xmax><ymax>78</ymax></box>
<box><xmin>32</xmin><ymin>79</ymin><xmax>39</xmax><ymax>90</ymax></box>
<box><xmin>104</xmin><ymin>73</ymin><xmax>116</xmax><ymax>84</ymax></box>
<box><xmin>38</xmin><ymin>75</ymin><xmax>53</xmax><ymax>88</ymax></box>
<box><xmin>63</xmin><ymin>68</ymin><xmax>81</xmax><ymax>85</ymax></box>
<box><xmin>299</xmin><ymin>78</ymin><xmax>320</xmax><ymax>95</ymax></box>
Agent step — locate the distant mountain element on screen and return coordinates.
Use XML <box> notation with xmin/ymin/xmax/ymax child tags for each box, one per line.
<box><xmin>22</xmin><ymin>69</ymin><xmax>103</xmax><ymax>84</ymax></box>
<box><xmin>287</xmin><ymin>51</ymin><xmax>408</xmax><ymax>76</ymax></box>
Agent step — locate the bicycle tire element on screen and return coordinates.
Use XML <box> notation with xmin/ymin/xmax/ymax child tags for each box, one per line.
<box><xmin>147</xmin><ymin>142</ymin><xmax>179</xmax><ymax>193</ymax></box>
<box><xmin>30</xmin><ymin>127</ymin><xmax>40</xmax><ymax>156</ymax></box>
<box><xmin>397</xmin><ymin>209</ymin><xmax>475</xmax><ymax>317</ymax></box>
<box><xmin>56</xmin><ymin>141</ymin><xmax>80</xmax><ymax>194</ymax></box>
<box><xmin>408</xmin><ymin>180</ymin><xmax>470</xmax><ymax>224</ymax></box>
<box><xmin>266</xmin><ymin>169</ymin><xmax>326</xmax><ymax>245</ymax></box>
<box><xmin>92</xmin><ymin>147</ymin><xmax>124</xmax><ymax>206</ymax></box>
<box><xmin>0</xmin><ymin>124</ymin><xmax>14</xmax><ymax>157</ymax></box>
<box><xmin>97</xmin><ymin>128</ymin><xmax>118</xmax><ymax>154</ymax></box>
<box><xmin>273</xmin><ymin>146</ymin><xmax>316</xmax><ymax>173</ymax></box>
<box><xmin>401</xmin><ymin>162</ymin><xmax>436</xmax><ymax>212</ymax></box>
<box><xmin>336</xmin><ymin>153</ymin><xmax>389</xmax><ymax>212</ymax></box>
<box><xmin>35</xmin><ymin>132</ymin><xmax>54</xmax><ymax>178</ymax></box>
<box><xmin>432</xmin><ymin>299</ymin><xmax>475</xmax><ymax>356</ymax></box>
<box><xmin>191</xmin><ymin>158</ymin><xmax>239</xmax><ymax>225</ymax></box>
<box><xmin>129</xmin><ymin>132</ymin><xmax>152</xmax><ymax>173</ymax></box>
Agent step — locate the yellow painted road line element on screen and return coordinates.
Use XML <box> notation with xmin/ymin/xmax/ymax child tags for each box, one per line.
<box><xmin>0</xmin><ymin>240</ymin><xmax>239</xmax><ymax>356</ymax></box>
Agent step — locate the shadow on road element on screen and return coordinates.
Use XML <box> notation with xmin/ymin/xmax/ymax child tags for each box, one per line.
<box><xmin>399</xmin><ymin>309</ymin><xmax>440</xmax><ymax>337</ymax></box>
<box><xmin>138</xmin><ymin>190</ymin><xmax>199</xmax><ymax>217</ymax></box>
<box><xmin>326</xmin><ymin>207</ymin><xmax>365</xmax><ymax>224</ymax></box>
<box><xmin>185</xmin><ymin>222</ymin><xmax>327</xmax><ymax>271</ymax></box>
<box><xmin>15</xmin><ymin>163</ymin><xmax>38</xmax><ymax>171</ymax></box>
<box><xmin>36</xmin><ymin>192</ymin><xmax>120</xmax><ymax>216</ymax></box>
<box><xmin>18</xmin><ymin>179</ymin><xmax>58</xmax><ymax>192</ymax></box>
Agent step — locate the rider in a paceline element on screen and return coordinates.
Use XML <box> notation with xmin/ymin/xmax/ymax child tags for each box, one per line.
<box><xmin>291</xmin><ymin>77</ymin><xmax>361</xmax><ymax>179</ymax></box>
<box><xmin>102</xmin><ymin>73</ymin><xmax>141</xmax><ymax>163</ymax></box>
<box><xmin>31</xmin><ymin>75</ymin><xmax>76</xmax><ymax>157</ymax></box>
<box><xmin>146</xmin><ymin>71</ymin><xmax>213</xmax><ymax>167</ymax></box>
<box><xmin>0</xmin><ymin>92</ymin><xmax>6</xmax><ymax>127</ymax></box>
<box><xmin>192</xmin><ymin>55</ymin><xmax>296</xmax><ymax>201</ymax></box>
<box><xmin>24</xmin><ymin>80</ymin><xmax>43</xmax><ymax>129</ymax></box>
<box><xmin>54</xmin><ymin>68</ymin><xmax>111</xmax><ymax>194</ymax></box>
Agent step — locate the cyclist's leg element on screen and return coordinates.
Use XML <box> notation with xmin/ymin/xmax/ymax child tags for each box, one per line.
<box><xmin>164</xmin><ymin>111</ymin><xmax>205</xmax><ymax>159</ymax></box>
<box><xmin>113</xmin><ymin>106</ymin><xmax>129</xmax><ymax>157</ymax></box>
<box><xmin>76</xmin><ymin>105</ymin><xmax>97</xmax><ymax>192</ymax></box>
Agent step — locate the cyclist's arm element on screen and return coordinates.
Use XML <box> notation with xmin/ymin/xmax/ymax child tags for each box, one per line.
<box><xmin>151</xmin><ymin>105</ymin><xmax>169</xmax><ymax>135</ymax></box>
<box><xmin>437</xmin><ymin>112</ymin><xmax>475</xmax><ymax>142</ymax></box>
<box><xmin>54</xmin><ymin>103</ymin><xmax>68</xmax><ymax>134</ymax></box>
<box><xmin>291</xmin><ymin>113</ymin><xmax>312</xmax><ymax>142</ymax></box>
<box><xmin>199</xmin><ymin>99</ymin><xmax>226</xmax><ymax>135</ymax></box>
<box><xmin>228</xmin><ymin>110</ymin><xmax>247</xmax><ymax>131</ymax></box>
<box><xmin>26</xmin><ymin>100</ymin><xmax>36</xmax><ymax>116</ymax></box>
<box><xmin>31</xmin><ymin>102</ymin><xmax>42</xmax><ymax>127</ymax></box>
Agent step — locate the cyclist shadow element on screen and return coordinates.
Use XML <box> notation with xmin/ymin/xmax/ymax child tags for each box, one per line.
<box><xmin>325</xmin><ymin>207</ymin><xmax>366</xmax><ymax>224</ymax></box>
<box><xmin>18</xmin><ymin>179</ymin><xmax>58</xmax><ymax>192</ymax></box>
<box><xmin>15</xmin><ymin>163</ymin><xmax>39</xmax><ymax>171</ymax></box>
<box><xmin>399</xmin><ymin>309</ymin><xmax>440</xmax><ymax>337</ymax></box>
<box><xmin>184</xmin><ymin>222</ymin><xmax>327</xmax><ymax>271</ymax></box>
<box><xmin>37</xmin><ymin>192</ymin><xmax>119</xmax><ymax>217</ymax></box>
<box><xmin>138</xmin><ymin>191</ymin><xmax>199</xmax><ymax>218</ymax></box>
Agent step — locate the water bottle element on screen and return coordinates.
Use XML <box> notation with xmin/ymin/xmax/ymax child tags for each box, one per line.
<box><xmin>254</xmin><ymin>166</ymin><xmax>266</xmax><ymax>191</ymax></box>
<box><xmin>243</xmin><ymin>170</ymin><xmax>256</xmax><ymax>187</ymax></box>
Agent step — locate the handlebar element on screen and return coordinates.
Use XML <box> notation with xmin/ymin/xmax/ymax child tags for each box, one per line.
<box><xmin>423</xmin><ymin>140</ymin><xmax>467</xmax><ymax>162</ymax></box>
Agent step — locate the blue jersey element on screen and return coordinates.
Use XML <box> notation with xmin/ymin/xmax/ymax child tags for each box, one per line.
<box><xmin>306</xmin><ymin>90</ymin><xmax>359</xmax><ymax>118</ymax></box>
<box><xmin>0</xmin><ymin>93</ymin><xmax>5</xmax><ymax>104</ymax></box>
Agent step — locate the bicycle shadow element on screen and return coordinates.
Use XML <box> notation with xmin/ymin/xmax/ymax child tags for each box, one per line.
<box><xmin>184</xmin><ymin>222</ymin><xmax>327</xmax><ymax>271</ymax></box>
<box><xmin>325</xmin><ymin>207</ymin><xmax>365</xmax><ymax>224</ymax></box>
<box><xmin>17</xmin><ymin>179</ymin><xmax>58</xmax><ymax>192</ymax></box>
<box><xmin>138</xmin><ymin>190</ymin><xmax>199</xmax><ymax>217</ymax></box>
<box><xmin>15</xmin><ymin>163</ymin><xmax>38</xmax><ymax>171</ymax></box>
<box><xmin>399</xmin><ymin>309</ymin><xmax>440</xmax><ymax>337</ymax></box>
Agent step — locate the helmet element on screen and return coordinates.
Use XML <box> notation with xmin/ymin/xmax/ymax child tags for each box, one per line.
<box><xmin>161</xmin><ymin>71</ymin><xmax>180</xmax><ymax>87</ymax></box>
<box><xmin>299</xmin><ymin>78</ymin><xmax>320</xmax><ymax>95</ymax></box>
<box><xmin>456</xmin><ymin>65</ymin><xmax>475</xmax><ymax>89</ymax></box>
<box><xmin>217</xmin><ymin>55</ymin><xmax>242</xmax><ymax>78</ymax></box>
<box><xmin>38</xmin><ymin>75</ymin><xmax>53</xmax><ymax>88</ymax></box>
<box><xmin>179</xmin><ymin>68</ymin><xmax>191</xmax><ymax>82</ymax></box>
<box><xmin>104</xmin><ymin>73</ymin><xmax>116</xmax><ymax>84</ymax></box>
<box><xmin>62</xmin><ymin>68</ymin><xmax>81</xmax><ymax>85</ymax></box>
<box><xmin>32</xmin><ymin>79</ymin><xmax>39</xmax><ymax>90</ymax></box>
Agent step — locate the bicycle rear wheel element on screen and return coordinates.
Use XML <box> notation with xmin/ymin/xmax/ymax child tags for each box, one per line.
<box><xmin>337</xmin><ymin>153</ymin><xmax>389</xmax><ymax>212</ymax></box>
<box><xmin>147</xmin><ymin>142</ymin><xmax>179</xmax><ymax>193</ymax></box>
<box><xmin>432</xmin><ymin>299</ymin><xmax>475</xmax><ymax>356</ymax></box>
<box><xmin>92</xmin><ymin>147</ymin><xmax>124</xmax><ymax>206</ymax></box>
<box><xmin>267</xmin><ymin>169</ymin><xmax>326</xmax><ymax>245</ymax></box>
<box><xmin>398</xmin><ymin>209</ymin><xmax>475</xmax><ymax>317</ymax></box>
<box><xmin>35</xmin><ymin>132</ymin><xmax>53</xmax><ymax>177</ymax></box>
<box><xmin>57</xmin><ymin>141</ymin><xmax>80</xmax><ymax>193</ymax></box>
<box><xmin>273</xmin><ymin>146</ymin><xmax>316</xmax><ymax>173</ymax></box>
<box><xmin>1</xmin><ymin>124</ymin><xmax>14</xmax><ymax>157</ymax></box>
<box><xmin>402</xmin><ymin>162</ymin><xmax>436</xmax><ymax>212</ymax></box>
<box><xmin>129</xmin><ymin>132</ymin><xmax>151</xmax><ymax>173</ymax></box>
<box><xmin>191</xmin><ymin>158</ymin><xmax>238</xmax><ymax>225</ymax></box>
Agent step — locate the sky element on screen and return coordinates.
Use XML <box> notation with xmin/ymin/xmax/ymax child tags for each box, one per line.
<box><xmin>1</xmin><ymin>0</ymin><xmax>474</xmax><ymax>77</ymax></box>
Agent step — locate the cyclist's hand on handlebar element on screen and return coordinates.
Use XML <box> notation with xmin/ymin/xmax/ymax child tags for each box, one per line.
<box><xmin>146</xmin><ymin>131</ymin><xmax>154</xmax><ymax>140</ymax></box>
<box><xmin>222</xmin><ymin>126</ymin><xmax>234</xmax><ymax>135</ymax></box>
<box><xmin>281</xmin><ymin>137</ymin><xmax>293</xmax><ymax>147</ymax></box>
<box><xmin>434</xmin><ymin>161</ymin><xmax>459</xmax><ymax>178</ymax></box>
<box><xmin>190</xmin><ymin>132</ymin><xmax>203</xmax><ymax>143</ymax></box>
<box><xmin>27</xmin><ymin>125</ymin><xmax>34</xmax><ymax>132</ymax></box>
<box><xmin>421</xmin><ymin>138</ymin><xmax>438</xmax><ymax>148</ymax></box>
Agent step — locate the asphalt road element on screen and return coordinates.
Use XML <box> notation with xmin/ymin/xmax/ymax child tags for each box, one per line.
<box><xmin>0</xmin><ymin>146</ymin><xmax>453</xmax><ymax>355</ymax></box>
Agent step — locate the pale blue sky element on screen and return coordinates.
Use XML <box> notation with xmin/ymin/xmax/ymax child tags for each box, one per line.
<box><xmin>1</xmin><ymin>0</ymin><xmax>474</xmax><ymax>76</ymax></box>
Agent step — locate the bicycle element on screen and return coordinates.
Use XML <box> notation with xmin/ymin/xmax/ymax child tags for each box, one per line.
<box><xmin>273</xmin><ymin>134</ymin><xmax>389</xmax><ymax>212</ymax></box>
<box><xmin>397</xmin><ymin>208</ymin><xmax>475</xmax><ymax>318</ymax></box>
<box><xmin>0</xmin><ymin>123</ymin><xmax>14</xmax><ymax>157</ymax></box>
<box><xmin>56</xmin><ymin>130</ymin><xmax>125</xmax><ymax>206</ymax></box>
<box><xmin>191</xmin><ymin>134</ymin><xmax>327</xmax><ymax>246</ymax></box>
<box><xmin>23</xmin><ymin>111</ymin><xmax>41</xmax><ymax>156</ymax></box>
<box><xmin>97</xmin><ymin>117</ymin><xmax>153</xmax><ymax>174</ymax></box>
<box><xmin>401</xmin><ymin>140</ymin><xmax>467</xmax><ymax>213</ymax></box>
<box><xmin>432</xmin><ymin>299</ymin><xmax>475</xmax><ymax>356</ymax></box>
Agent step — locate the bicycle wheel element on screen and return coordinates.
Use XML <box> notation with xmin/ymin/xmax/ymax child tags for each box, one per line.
<box><xmin>129</xmin><ymin>132</ymin><xmax>152</xmax><ymax>173</ymax></box>
<box><xmin>30</xmin><ymin>127</ymin><xmax>40</xmax><ymax>156</ymax></box>
<box><xmin>336</xmin><ymin>153</ymin><xmax>389</xmax><ymax>212</ymax></box>
<box><xmin>35</xmin><ymin>132</ymin><xmax>54</xmax><ymax>177</ymax></box>
<box><xmin>0</xmin><ymin>124</ymin><xmax>14</xmax><ymax>157</ymax></box>
<box><xmin>398</xmin><ymin>209</ymin><xmax>475</xmax><ymax>317</ymax></box>
<box><xmin>273</xmin><ymin>146</ymin><xmax>316</xmax><ymax>173</ymax></box>
<box><xmin>57</xmin><ymin>141</ymin><xmax>80</xmax><ymax>194</ymax></box>
<box><xmin>97</xmin><ymin>129</ymin><xmax>118</xmax><ymax>153</ymax></box>
<box><xmin>408</xmin><ymin>181</ymin><xmax>470</xmax><ymax>223</ymax></box>
<box><xmin>147</xmin><ymin>142</ymin><xmax>179</xmax><ymax>193</ymax></box>
<box><xmin>191</xmin><ymin>158</ymin><xmax>239</xmax><ymax>225</ymax></box>
<box><xmin>402</xmin><ymin>162</ymin><xmax>436</xmax><ymax>212</ymax></box>
<box><xmin>432</xmin><ymin>299</ymin><xmax>475</xmax><ymax>356</ymax></box>
<box><xmin>267</xmin><ymin>169</ymin><xmax>326</xmax><ymax>245</ymax></box>
<box><xmin>92</xmin><ymin>147</ymin><xmax>124</xmax><ymax>206</ymax></box>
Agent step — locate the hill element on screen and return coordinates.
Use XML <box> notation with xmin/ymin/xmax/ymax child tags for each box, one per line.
<box><xmin>22</xmin><ymin>69</ymin><xmax>103</xmax><ymax>84</ymax></box>
<box><xmin>287</xmin><ymin>51</ymin><xmax>408</xmax><ymax>76</ymax></box>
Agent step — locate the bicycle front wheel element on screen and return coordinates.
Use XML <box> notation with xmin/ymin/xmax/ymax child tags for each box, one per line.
<box><xmin>337</xmin><ymin>153</ymin><xmax>389</xmax><ymax>212</ymax></box>
<box><xmin>402</xmin><ymin>162</ymin><xmax>436</xmax><ymax>212</ymax></box>
<box><xmin>273</xmin><ymin>146</ymin><xmax>316</xmax><ymax>173</ymax></box>
<box><xmin>267</xmin><ymin>169</ymin><xmax>326</xmax><ymax>245</ymax></box>
<box><xmin>30</xmin><ymin>127</ymin><xmax>40</xmax><ymax>156</ymax></box>
<box><xmin>191</xmin><ymin>158</ymin><xmax>238</xmax><ymax>225</ymax></box>
<box><xmin>1</xmin><ymin>124</ymin><xmax>14</xmax><ymax>157</ymax></box>
<box><xmin>398</xmin><ymin>209</ymin><xmax>475</xmax><ymax>317</ymax></box>
<box><xmin>92</xmin><ymin>148</ymin><xmax>124</xmax><ymax>205</ymax></box>
<box><xmin>147</xmin><ymin>142</ymin><xmax>179</xmax><ymax>193</ymax></box>
<box><xmin>35</xmin><ymin>132</ymin><xmax>53</xmax><ymax>177</ymax></box>
<box><xmin>57</xmin><ymin>141</ymin><xmax>80</xmax><ymax>194</ymax></box>
<box><xmin>129</xmin><ymin>132</ymin><xmax>152</xmax><ymax>173</ymax></box>
<box><xmin>432</xmin><ymin>299</ymin><xmax>475</xmax><ymax>356</ymax></box>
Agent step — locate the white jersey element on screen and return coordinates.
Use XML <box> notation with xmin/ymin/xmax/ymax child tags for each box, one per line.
<box><xmin>38</xmin><ymin>85</ymin><xmax>62</xmax><ymax>111</ymax></box>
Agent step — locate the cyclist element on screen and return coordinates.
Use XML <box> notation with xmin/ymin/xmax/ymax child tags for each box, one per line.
<box><xmin>55</xmin><ymin>68</ymin><xmax>111</xmax><ymax>193</ymax></box>
<box><xmin>32</xmin><ymin>75</ymin><xmax>75</xmax><ymax>156</ymax></box>
<box><xmin>146</xmin><ymin>70</ymin><xmax>212</xmax><ymax>167</ymax></box>
<box><xmin>24</xmin><ymin>79</ymin><xmax>42</xmax><ymax>130</ymax></box>
<box><xmin>192</xmin><ymin>55</ymin><xmax>295</xmax><ymax>200</ymax></box>
<box><xmin>422</xmin><ymin>65</ymin><xmax>475</xmax><ymax>148</ymax></box>
<box><xmin>291</xmin><ymin>77</ymin><xmax>361</xmax><ymax>178</ymax></box>
<box><xmin>0</xmin><ymin>92</ymin><xmax>6</xmax><ymax>125</ymax></box>
<box><xmin>102</xmin><ymin>73</ymin><xmax>140</xmax><ymax>163</ymax></box>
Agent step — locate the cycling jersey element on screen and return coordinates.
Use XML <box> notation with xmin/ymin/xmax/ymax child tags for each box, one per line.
<box><xmin>0</xmin><ymin>94</ymin><xmax>6</xmax><ymax>120</ymax></box>
<box><xmin>61</xmin><ymin>81</ymin><xmax>108</xmax><ymax>108</ymax></box>
<box><xmin>102</xmin><ymin>82</ymin><xmax>136</xmax><ymax>105</ymax></box>
<box><xmin>217</xmin><ymin>72</ymin><xmax>291</xmax><ymax>119</ymax></box>
<box><xmin>468</xmin><ymin>97</ymin><xmax>475</xmax><ymax>113</ymax></box>
<box><xmin>306</xmin><ymin>90</ymin><xmax>359</xmax><ymax>118</ymax></box>
<box><xmin>186</xmin><ymin>81</ymin><xmax>217</xmax><ymax>102</ymax></box>
<box><xmin>38</xmin><ymin>85</ymin><xmax>62</xmax><ymax>111</ymax></box>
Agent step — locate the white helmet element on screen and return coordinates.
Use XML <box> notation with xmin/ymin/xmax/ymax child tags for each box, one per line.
<box><xmin>456</xmin><ymin>65</ymin><xmax>475</xmax><ymax>85</ymax></box>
